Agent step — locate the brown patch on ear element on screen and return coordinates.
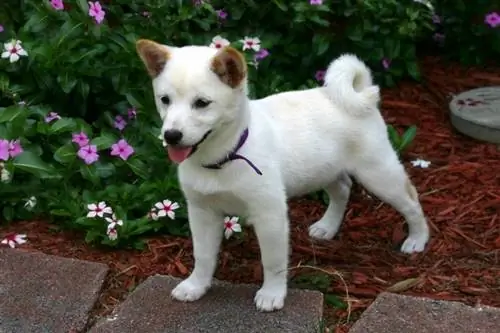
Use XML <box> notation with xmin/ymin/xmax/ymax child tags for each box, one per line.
<box><xmin>405</xmin><ymin>179</ymin><xmax>418</xmax><ymax>202</ymax></box>
<box><xmin>210</xmin><ymin>46</ymin><xmax>247</xmax><ymax>88</ymax></box>
<box><xmin>136</xmin><ymin>39</ymin><xmax>170</xmax><ymax>78</ymax></box>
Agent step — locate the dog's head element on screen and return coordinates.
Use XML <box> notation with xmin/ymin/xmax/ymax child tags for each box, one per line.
<box><xmin>135</xmin><ymin>39</ymin><xmax>248</xmax><ymax>163</ymax></box>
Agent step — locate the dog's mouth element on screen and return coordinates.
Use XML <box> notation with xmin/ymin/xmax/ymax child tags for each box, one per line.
<box><xmin>166</xmin><ymin>130</ymin><xmax>212</xmax><ymax>164</ymax></box>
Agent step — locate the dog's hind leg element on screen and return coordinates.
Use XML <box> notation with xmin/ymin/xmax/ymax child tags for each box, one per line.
<box><xmin>352</xmin><ymin>151</ymin><xmax>430</xmax><ymax>254</ymax></box>
<box><xmin>309</xmin><ymin>172</ymin><xmax>352</xmax><ymax>240</ymax></box>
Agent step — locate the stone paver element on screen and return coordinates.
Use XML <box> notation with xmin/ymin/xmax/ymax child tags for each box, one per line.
<box><xmin>0</xmin><ymin>249</ymin><xmax>109</xmax><ymax>333</ymax></box>
<box><xmin>90</xmin><ymin>274</ymin><xmax>324</xmax><ymax>333</ymax></box>
<box><xmin>350</xmin><ymin>292</ymin><xmax>500</xmax><ymax>333</ymax></box>
<box><xmin>449</xmin><ymin>86</ymin><xmax>500</xmax><ymax>143</ymax></box>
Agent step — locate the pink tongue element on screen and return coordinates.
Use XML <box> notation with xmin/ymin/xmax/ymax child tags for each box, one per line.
<box><xmin>167</xmin><ymin>146</ymin><xmax>193</xmax><ymax>163</ymax></box>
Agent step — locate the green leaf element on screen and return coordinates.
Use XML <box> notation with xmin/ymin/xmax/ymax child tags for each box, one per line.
<box><xmin>12</xmin><ymin>151</ymin><xmax>55</xmax><ymax>177</ymax></box>
<box><xmin>272</xmin><ymin>0</ymin><xmax>288</xmax><ymax>11</ymax></box>
<box><xmin>54</xmin><ymin>143</ymin><xmax>76</xmax><ymax>164</ymax></box>
<box><xmin>399</xmin><ymin>125</ymin><xmax>417</xmax><ymax>152</ymax></box>
<box><xmin>387</xmin><ymin>125</ymin><xmax>401</xmax><ymax>147</ymax></box>
<box><xmin>76</xmin><ymin>0</ymin><xmax>89</xmax><ymax>13</ymax></box>
<box><xmin>91</xmin><ymin>133</ymin><xmax>118</xmax><ymax>150</ymax></box>
<box><xmin>77</xmin><ymin>82</ymin><xmax>90</xmax><ymax>100</ymax></box>
<box><xmin>0</xmin><ymin>105</ymin><xmax>24</xmax><ymax>123</ymax></box>
<box><xmin>79</xmin><ymin>164</ymin><xmax>100</xmax><ymax>185</ymax></box>
<box><xmin>125</xmin><ymin>93</ymin><xmax>143</xmax><ymax>108</ymax></box>
<box><xmin>57</xmin><ymin>73</ymin><xmax>78</xmax><ymax>94</ymax></box>
<box><xmin>94</xmin><ymin>162</ymin><xmax>116</xmax><ymax>178</ymax></box>
<box><xmin>49</xmin><ymin>118</ymin><xmax>77</xmax><ymax>134</ymax></box>
<box><xmin>324</xmin><ymin>294</ymin><xmax>347</xmax><ymax>309</ymax></box>
<box><xmin>406</xmin><ymin>61</ymin><xmax>420</xmax><ymax>80</ymax></box>
<box><xmin>126</xmin><ymin>158</ymin><xmax>149</xmax><ymax>180</ymax></box>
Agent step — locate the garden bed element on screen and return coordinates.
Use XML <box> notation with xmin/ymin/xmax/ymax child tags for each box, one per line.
<box><xmin>1</xmin><ymin>56</ymin><xmax>499</xmax><ymax>332</ymax></box>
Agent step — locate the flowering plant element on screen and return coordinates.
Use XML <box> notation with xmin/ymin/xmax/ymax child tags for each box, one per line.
<box><xmin>433</xmin><ymin>1</ymin><xmax>500</xmax><ymax>64</ymax></box>
<box><xmin>2</xmin><ymin>0</ymin><xmax>489</xmax><ymax>249</ymax></box>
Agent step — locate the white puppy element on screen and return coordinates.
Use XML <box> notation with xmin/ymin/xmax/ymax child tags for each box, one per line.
<box><xmin>135</xmin><ymin>39</ymin><xmax>430</xmax><ymax>312</ymax></box>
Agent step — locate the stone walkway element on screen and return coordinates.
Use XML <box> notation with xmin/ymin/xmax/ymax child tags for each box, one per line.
<box><xmin>1</xmin><ymin>249</ymin><xmax>499</xmax><ymax>333</ymax></box>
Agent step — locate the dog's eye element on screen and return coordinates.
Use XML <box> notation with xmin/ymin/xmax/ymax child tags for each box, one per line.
<box><xmin>193</xmin><ymin>98</ymin><xmax>212</xmax><ymax>109</ymax></box>
<box><xmin>160</xmin><ymin>95</ymin><xmax>170</xmax><ymax>105</ymax></box>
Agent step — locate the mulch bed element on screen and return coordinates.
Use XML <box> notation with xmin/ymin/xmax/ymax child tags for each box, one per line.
<box><xmin>2</xmin><ymin>56</ymin><xmax>500</xmax><ymax>333</ymax></box>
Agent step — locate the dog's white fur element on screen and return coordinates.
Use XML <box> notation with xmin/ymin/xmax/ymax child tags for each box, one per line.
<box><xmin>136</xmin><ymin>41</ymin><xmax>430</xmax><ymax>312</ymax></box>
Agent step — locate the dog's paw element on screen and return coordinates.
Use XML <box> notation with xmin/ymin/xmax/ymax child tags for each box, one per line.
<box><xmin>171</xmin><ymin>278</ymin><xmax>209</xmax><ymax>302</ymax></box>
<box><xmin>400</xmin><ymin>235</ymin><xmax>428</xmax><ymax>254</ymax></box>
<box><xmin>254</xmin><ymin>286</ymin><xmax>287</xmax><ymax>312</ymax></box>
<box><xmin>308</xmin><ymin>220</ymin><xmax>338</xmax><ymax>240</ymax></box>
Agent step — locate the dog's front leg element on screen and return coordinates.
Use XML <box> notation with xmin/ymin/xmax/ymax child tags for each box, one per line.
<box><xmin>171</xmin><ymin>203</ymin><xmax>223</xmax><ymax>302</ymax></box>
<box><xmin>251</xmin><ymin>202</ymin><xmax>290</xmax><ymax>312</ymax></box>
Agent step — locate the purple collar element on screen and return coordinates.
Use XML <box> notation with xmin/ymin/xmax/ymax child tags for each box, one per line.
<box><xmin>203</xmin><ymin>128</ymin><xmax>263</xmax><ymax>175</ymax></box>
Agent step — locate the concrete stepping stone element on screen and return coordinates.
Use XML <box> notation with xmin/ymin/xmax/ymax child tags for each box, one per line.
<box><xmin>90</xmin><ymin>274</ymin><xmax>324</xmax><ymax>333</ymax></box>
<box><xmin>0</xmin><ymin>249</ymin><xmax>109</xmax><ymax>333</ymax></box>
<box><xmin>350</xmin><ymin>292</ymin><xmax>500</xmax><ymax>333</ymax></box>
<box><xmin>449</xmin><ymin>86</ymin><xmax>500</xmax><ymax>144</ymax></box>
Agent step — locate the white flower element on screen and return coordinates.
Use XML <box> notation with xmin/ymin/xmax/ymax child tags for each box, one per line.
<box><xmin>411</xmin><ymin>158</ymin><xmax>431</xmax><ymax>168</ymax></box>
<box><xmin>1</xmin><ymin>233</ymin><xmax>27</xmax><ymax>248</ymax></box>
<box><xmin>224</xmin><ymin>216</ymin><xmax>242</xmax><ymax>239</ymax></box>
<box><xmin>209</xmin><ymin>35</ymin><xmax>230</xmax><ymax>49</ymax></box>
<box><xmin>87</xmin><ymin>201</ymin><xmax>113</xmax><ymax>218</ymax></box>
<box><xmin>105</xmin><ymin>213</ymin><xmax>124</xmax><ymax>231</ymax></box>
<box><xmin>107</xmin><ymin>228</ymin><xmax>118</xmax><ymax>241</ymax></box>
<box><xmin>0</xmin><ymin>163</ymin><xmax>10</xmax><ymax>183</ymax></box>
<box><xmin>24</xmin><ymin>196</ymin><xmax>37</xmax><ymax>210</ymax></box>
<box><xmin>240</xmin><ymin>36</ymin><xmax>261</xmax><ymax>52</ymax></box>
<box><xmin>1</xmin><ymin>40</ymin><xmax>28</xmax><ymax>63</ymax></box>
<box><xmin>154</xmin><ymin>200</ymin><xmax>180</xmax><ymax>220</ymax></box>
<box><xmin>147</xmin><ymin>208</ymin><xmax>159</xmax><ymax>221</ymax></box>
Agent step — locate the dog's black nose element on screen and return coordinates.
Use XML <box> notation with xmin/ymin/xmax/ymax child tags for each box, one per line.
<box><xmin>163</xmin><ymin>129</ymin><xmax>183</xmax><ymax>145</ymax></box>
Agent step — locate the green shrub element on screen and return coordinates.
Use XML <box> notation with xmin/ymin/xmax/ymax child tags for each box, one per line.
<box><xmin>434</xmin><ymin>1</ymin><xmax>500</xmax><ymax>64</ymax></box>
<box><xmin>0</xmin><ymin>0</ymin><xmax>473</xmax><ymax>248</ymax></box>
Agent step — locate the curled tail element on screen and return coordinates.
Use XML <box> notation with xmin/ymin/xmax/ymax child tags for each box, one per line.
<box><xmin>323</xmin><ymin>53</ymin><xmax>380</xmax><ymax>116</ymax></box>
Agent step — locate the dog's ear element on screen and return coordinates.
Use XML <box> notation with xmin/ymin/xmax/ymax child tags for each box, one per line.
<box><xmin>136</xmin><ymin>39</ymin><xmax>171</xmax><ymax>78</ymax></box>
<box><xmin>210</xmin><ymin>46</ymin><xmax>247</xmax><ymax>88</ymax></box>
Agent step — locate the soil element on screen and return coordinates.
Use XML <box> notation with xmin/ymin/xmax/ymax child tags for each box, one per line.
<box><xmin>2</xmin><ymin>56</ymin><xmax>500</xmax><ymax>333</ymax></box>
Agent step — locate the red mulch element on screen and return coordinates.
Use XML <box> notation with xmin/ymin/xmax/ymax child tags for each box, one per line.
<box><xmin>2</xmin><ymin>56</ymin><xmax>500</xmax><ymax>333</ymax></box>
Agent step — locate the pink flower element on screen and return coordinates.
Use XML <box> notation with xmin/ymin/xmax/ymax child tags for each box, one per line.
<box><xmin>110</xmin><ymin>139</ymin><xmax>134</xmax><ymax>161</ymax></box>
<box><xmin>432</xmin><ymin>14</ymin><xmax>441</xmax><ymax>24</ymax></box>
<box><xmin>50</xmin><ymin>0</ymin><xmax>64</xmax><ymax>10</ymax></box>
<box><xmin>0</xmin><ymin>25</ymin><xmax>4</xmax><ymax>33</ymax></box>
<box><xmin>485</xmin><ymin>12</ymin><xmax>500</xmax><ymax>28</ymax></box>
<box><xmin>113</xmin><ymin>115</ymin><xmax>127</xmax><ymax>131</ymax></box>
<box><xmin>8</xmin><ymin>140</ymin><xmax>23</xmax><ymax>158</ymax></box>
<box><xmin>310</xmin><ymin>0</ymin><xmax>323</xmax><ymax>4</ymax></box>
<box><xmin>77</xmin><ymin>144</ymin><xmax>99</xmax><ymax>164</ymax></box>
<box><xmin>315</xmin><ymin>70</ymin><xmax>325</xmax><ymax>82</ymax></box>
<box><xmin>107</xmin><ymin>228</ymin><xmax>118</xmax><ymax>240</ymax></box>
<box><xmin>255</xmin><ymin>49</ymin><xmax>270</xmax><ymax>61</ymax></box>
<box><xmin>433</xmin><ymin>33</ymin><xmax>445</xmax><ymax>44</ymax></box>
<box><xmin>1</xmin><ymin>233</ymin><xmax>27</xmax><ymax>248</ymax></box>
<box><xmin>153</xmin><ymin>200</ymin><xmax>180</xmax><ymax>220</ymax></box>
<box><xmin>87</xmin><ymin>201</ymin><xmax>112</xmax><ymax>218</ymax></box>
<box><xmin>0</xmin><ymin>139</ymin><xmax>9</xmax><ymax>161</ymax></box>
<box><xmin>45</xmin><ymin>112</ymin><xmax>61</xmax><ymax>123</ymax></box>
<box><xmin>216</xmin><ymin>9</ymin><xmax>228</xmax><ymax>20</ymax></box>
<box><xmin>241</xmin><ymin>36</ymin><xmax>261</xmax><ymax>52</ymax></box>
<box><xmin>127</xmin><ymin>108</ymin><xmax>137</xmax><ymax>120</ymax></box>
<box><xmin>88</xmin><ymin>1</ymin><xmax>106</xmax><ymax>24</ymax></box>
<box><xmin>72</xmin><ymin>132</ymin><xmax>89</xmax><ymax>147</ymax></box>
<box><xmin>209</xmin><ymin>35</ymin><xmax>230</xmax><ymax>49</ymax></box>
<box><xmin>382</xmin><ymin>58</ymin><xmax>391</xmax><ymax>70</ymax></box>
<box><xmin>224</xmin><ymin>216</ymin><xmax>242</xmax><ymax>239</ymax></box>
